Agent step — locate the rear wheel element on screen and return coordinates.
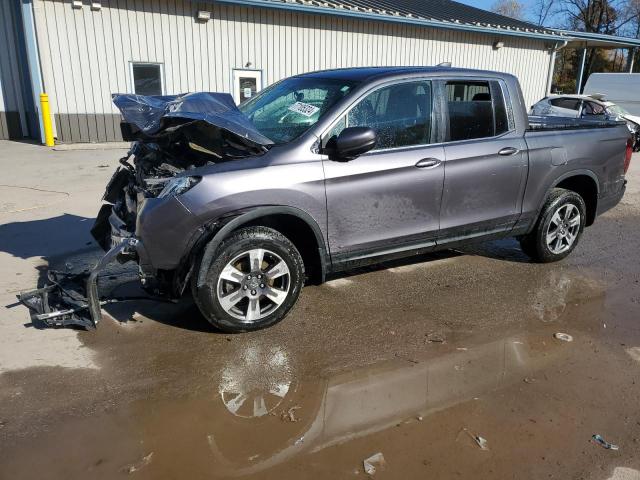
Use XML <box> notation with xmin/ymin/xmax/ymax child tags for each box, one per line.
<box><xmin>519</xmin><ymin>188</ymin><xmax>586</xmax><ymax>263</ymax></box>
<box><xmin>193</xmin><ymin>226</ymin><xmax>305</xmax><ymax>332</ymax></box>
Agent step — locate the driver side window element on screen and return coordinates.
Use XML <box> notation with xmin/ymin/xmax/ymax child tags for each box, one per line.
<box><xmin>324</xmin><ymin>80</ymin><xmax>433</xmax><ymax>151</ymax></box>
<box><xmin>348</xmin><ymin>81</ymin><xmax>432</xmax><ymax>150</ymax></box>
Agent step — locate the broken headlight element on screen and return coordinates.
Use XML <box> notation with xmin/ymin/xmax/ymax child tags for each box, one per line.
<box><xmin>157</xmin><ymin>176</ymin><xmax>201</xmax><ymax>198</ymax></box>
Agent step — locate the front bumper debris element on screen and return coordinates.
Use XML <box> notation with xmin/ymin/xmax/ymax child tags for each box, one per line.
<box><xmin>18</xmin><ymin>238</ymin><xmax>139</xmax><ymax>329</ymax></box>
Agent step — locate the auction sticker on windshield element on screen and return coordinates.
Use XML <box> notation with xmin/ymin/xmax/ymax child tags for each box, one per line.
<box><xmin>288</xmin><ymin>102</ymin><xmax>319</xmax><ymax>117</ymax></box>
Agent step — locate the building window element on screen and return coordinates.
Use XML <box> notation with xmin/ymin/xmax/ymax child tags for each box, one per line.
<box><xmin>130</xmin><ymin>63</ymin><xmax>163</xmax><ymax>96</ymax></box>
<box><xmin>232</xmin><ymin>69</ymin><xmax>263</xmax><ymax>104</ymax></box>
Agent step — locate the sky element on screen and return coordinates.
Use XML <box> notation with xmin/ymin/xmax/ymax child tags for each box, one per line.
<box><xmin>456</xmin><ymin>0</ymin><xmax>505</xmax><ymax>10</ymax></box>
<box><xmin>456</xmin><ymin>0</ymin><xmax>564</xmax><ymax>27</ymax></box>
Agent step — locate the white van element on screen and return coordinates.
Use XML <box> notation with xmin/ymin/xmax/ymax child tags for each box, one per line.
<box><xmin>583</xmin><ymin>73</ymin><xmax>640</xmax><ymax>115</ymax></box>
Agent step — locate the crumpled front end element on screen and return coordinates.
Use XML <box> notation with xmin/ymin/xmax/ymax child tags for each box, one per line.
<box><xmin>18</xmin><ymin>91</ymin><xmax>273</xmax><ymax>329</ymax></box>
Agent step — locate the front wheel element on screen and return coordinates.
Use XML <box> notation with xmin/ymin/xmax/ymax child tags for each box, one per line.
<box><xmin>192</xmin><ymin>226</ymin><xmax>305</xmax><ymax>333</ymax></box>
<box><xmin>519</xmin><ymin>188</ymin><xmax>586</xmax><ymax>263</ymax></box>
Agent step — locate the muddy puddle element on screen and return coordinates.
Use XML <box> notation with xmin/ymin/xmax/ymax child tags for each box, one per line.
<box><xmin>2</xmin><ymin>240</ymin><xmax>640</xmax><ymax>479</ymax></box>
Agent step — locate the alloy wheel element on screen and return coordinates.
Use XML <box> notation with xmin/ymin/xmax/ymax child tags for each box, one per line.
<box><xmin>216</xmin><ymin>248</ymin><xmax>291</xmax><ymax>323</ymax></box>
<box><xmin>545</xmin><ymin>203</ymin><xmax>581</xmax><ymax>255</ymax></box>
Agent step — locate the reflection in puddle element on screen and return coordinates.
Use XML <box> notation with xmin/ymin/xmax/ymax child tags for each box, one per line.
<box><xmin>218</xmin><ymin>345</ymin><xmax>292</xmax><ymax>418</ymax></box>
<box><xmin>605</xmin><ymin>467</ymin><xmax>640</xmax><ymax>480</ymax></box>
<box><xmin>208</xmin><ymin>332</ymin><xmax>566</xmax><ymax>476</ymax></box>
<box><xmin>1</xmin><ymin>265</ymin><xmax>616</xmax><ymax>480</ymax></box>
<box><xmin>532</xmin><ymin>271</ymin><xmax>573</xmax><ymax>322</ymax></box>
<box><xmin>625</xmin><ymin>347</ymin><xmax>640</xmax><ymax>363</ymax></box>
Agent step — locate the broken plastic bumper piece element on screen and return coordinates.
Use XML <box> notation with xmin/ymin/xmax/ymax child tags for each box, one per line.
<box><xmin>17</xmin><ymin>238</ymin><xmax>139</xmax><ymax>329</ymax></box>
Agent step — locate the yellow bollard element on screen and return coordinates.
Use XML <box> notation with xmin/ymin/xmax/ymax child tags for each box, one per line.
<box><xmin>39</xmin><ymin>93</ymin><xmax>55</xmax><ymax>147</ymax></box>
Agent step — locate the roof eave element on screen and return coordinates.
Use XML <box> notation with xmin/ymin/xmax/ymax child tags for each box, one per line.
<box><xmin>556</xmin><ymin>29</ymin><xmax>640</xmax><ymax>48</ymax></box>
<box><xmin>213</xmin><ymin>0</ymin><xmax>566</xmax><ymax>42</ymax></box>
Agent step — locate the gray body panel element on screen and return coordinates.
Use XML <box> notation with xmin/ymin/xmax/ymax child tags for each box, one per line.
<box><xmin>323</xmin><ymin>144</ymin><xmax>445</xmax><ymax>255</ymax></box>
<box><xmin>130</xmin><ymin>67</ymin><xmax>628</xmax><ymax>275</ymax></box>
<box><xmin>438</xmin><ymin>132</ymin><xmax>528</xmax><ymax>241</ymax></box>
<box><xmin>522</xmin><ymin>127</ymin><xmax>628</xmax><ymax>219</ymax></box>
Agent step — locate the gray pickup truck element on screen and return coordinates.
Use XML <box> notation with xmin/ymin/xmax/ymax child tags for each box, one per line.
<box><xmin>21</xmin><ymin>67</ymin><xmax>632</xmax><ymax>332</ymax></box>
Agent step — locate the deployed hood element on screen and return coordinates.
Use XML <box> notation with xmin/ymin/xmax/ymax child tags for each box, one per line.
<box><xmin>112</xmin><ymin>92</ymin><xmax>274</xmax><ymax>148</ymax></box>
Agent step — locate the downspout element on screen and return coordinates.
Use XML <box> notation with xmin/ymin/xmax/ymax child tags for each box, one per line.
<box><xmin>576</xmin><ymin>43</ymin><xmax>588</xmax><ymax>94</ymax></box>
<box><xmin>546</xmin><ymin>40</ymin><xmax>568</xmax><ymax>95</ymax></box>
<box><xmin>20</xmin><ymin>0</ymin><xmax>46</xmax><ymax>144</ymax></box>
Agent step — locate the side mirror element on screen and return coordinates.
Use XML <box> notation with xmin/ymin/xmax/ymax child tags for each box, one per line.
<box><xmin>333</xmin><ymin>127</ymin><xmax>376</xmax><ymax>160</ymax></box>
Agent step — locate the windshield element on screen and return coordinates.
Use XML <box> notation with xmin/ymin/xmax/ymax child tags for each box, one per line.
<box><xmin>239</xmin><ymin>77</ymin><xmax>359</xmax><ymax>144</ymax></box>
<box><xmin>606</xmin><ymin>104</ymin><xmax>629</xmax><ymax>116</ymax></box>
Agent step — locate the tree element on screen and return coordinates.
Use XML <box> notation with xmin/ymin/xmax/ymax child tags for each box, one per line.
<box><xmin>559</xmin><ymin>0</ymin><xmax>620</xmax><ymax>33</ymax></box>
<box><xmin>530</xmin><ymin>0</ymin><xmax>556</xmax><ymax>26</ymax></box>
<box><xmin>556</xmin><ymin>0</ymin><xmax>635</xmax><ymax>90</ymax></box>
<box><xmin>491</xmin><ymin>0</ymin><xmax>526</xmax><ymax>20</ymax></box>
<box><xmin>622</xmin><ymin>0</ymin><xmax>640</xmax><ymax>71</ymax></box>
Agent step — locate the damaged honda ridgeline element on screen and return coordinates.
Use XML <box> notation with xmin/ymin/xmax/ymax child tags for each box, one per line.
<box><xmin>20</xmin><ymin>67</ymin><xmax>630</xmax><ymax>332</ymax></box>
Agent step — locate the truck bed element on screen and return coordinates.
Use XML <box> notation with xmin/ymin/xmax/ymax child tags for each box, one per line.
<box><xmin>527</xmin><ymin>115</ymin><xmax>626</xmax><ymax>131</ymax></box>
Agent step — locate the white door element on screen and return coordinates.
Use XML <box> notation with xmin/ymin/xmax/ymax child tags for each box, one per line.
<box><xmin>232</xmin><ymin>70</ymin><xmax>262</xmax><ymax>104</ymax></box>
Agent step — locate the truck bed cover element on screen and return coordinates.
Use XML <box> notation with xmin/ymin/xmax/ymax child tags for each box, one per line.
<box><xmin>527</xmin><ymin>115</ymin><xmax>626</xmax><ymax>131</ymax></box>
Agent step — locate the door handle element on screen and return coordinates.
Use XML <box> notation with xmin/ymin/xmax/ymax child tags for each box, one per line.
<box><xmin>415</xmin><ymin>158</ymin><xmax>441</xmax><ymax>169</ymax></box>
<box><xmin>498</xmin><ymin>147</ymin><xmax>520</xmax><ymax>156</ymax></box>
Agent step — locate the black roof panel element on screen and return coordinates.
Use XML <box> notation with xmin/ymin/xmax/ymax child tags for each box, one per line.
<box><xmin>296</xmin><ymin>66</ymin><xmax>505</xmax><ymax>82</ymax></box>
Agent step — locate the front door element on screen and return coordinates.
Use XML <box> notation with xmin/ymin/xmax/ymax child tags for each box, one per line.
<box><xmin>438</xmin><ymin>79</ymin><xmax>527</xmax><ymax>243</ymax></box>
<box><xmin>322</xmin><ymin>80</ymin><xmax>445</xmax><ymax>261</ymax></box>
<box><xmin>232</xmin><ymin>69</ymin><xmax>262</xmax><ymax>104</ymax></box>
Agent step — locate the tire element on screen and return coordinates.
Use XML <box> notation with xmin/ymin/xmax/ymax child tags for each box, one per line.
<box><xmin>519</xmin><ymin>188</ymin><xmax>587</xmax><ymax>263</ymax></box>
<box><xmin>192</xmin><ymin>226</ymin><xmax>305</xmax><ymax>333</ymax></box>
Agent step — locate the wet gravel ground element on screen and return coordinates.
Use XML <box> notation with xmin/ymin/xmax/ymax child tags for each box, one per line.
<box><xmin>1</xmin><ymin>146</ymin><xmax>639</xmax><ymax>480</ymax></box>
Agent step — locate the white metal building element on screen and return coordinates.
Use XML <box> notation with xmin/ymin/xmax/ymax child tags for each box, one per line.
<box><xmin>2</xmin><ymin>0</ymin><xmax>639</xmax><ymax>143</ymax></box>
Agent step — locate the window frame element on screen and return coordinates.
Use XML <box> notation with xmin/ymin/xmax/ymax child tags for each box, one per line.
<box><xmin>129</xmin><ymin>61</ymin><xmax>165</xmax><ymax>96</ymax></box>
<box><xmin>440</xmin><ymin>77</ymin><xmax>516</xmax><ymax>144</ymax></box>
<box><xmin>320</xmin><ymin>77</ymin><xmax>439</xmax><ymax>154</ymax></box>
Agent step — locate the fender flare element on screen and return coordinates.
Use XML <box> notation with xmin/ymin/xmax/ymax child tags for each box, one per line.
<box><xmin>550</xmin><ymin>169</ymin><xmax>600</xmax><ymax>194</ymax></box>
<box><xmin>195</xmin><ymin>206</ymin><xmax>328</xmax><ymax>288</ymax></box>
<box><xmin>522</xmin><ymin>169</ymin><xmax>601</xmax><ymax>236</ymax></box>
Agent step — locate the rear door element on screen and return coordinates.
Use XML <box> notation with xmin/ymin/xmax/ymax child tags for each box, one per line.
<box><xmin>438</xmin><ymin>79</ymin><xmax>528</xmax><ymax>244</ymax></box>
<box><xmin>322</xmin><ymin>79</ymin><xmax>445</xmax><ymax>261</ymax></box>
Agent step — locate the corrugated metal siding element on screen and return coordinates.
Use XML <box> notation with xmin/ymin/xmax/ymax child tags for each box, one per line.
<box><xmin>34</xmin><ymin>0</ymin><xmax>551</xmax><ymax>143</ymax></box>
<box><xmin>0</xmin><ymin>0</ymin><xmax>28</xmax><ymax>139</ymax></box>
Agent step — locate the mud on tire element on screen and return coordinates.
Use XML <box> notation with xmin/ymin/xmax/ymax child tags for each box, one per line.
<box><xmin>192</xmin><ymin>226</ymin><xmax>305</xmax><ymax>333</ymax></box>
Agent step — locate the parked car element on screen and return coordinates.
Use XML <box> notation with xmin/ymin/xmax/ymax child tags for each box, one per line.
<box><xmin>583</xmin><ymin>72</ymin><xmax>640</xmax><ymax>116</ymax></box>
<box><xmin>21</xmin><ymin>67</ymin><xmax>633</xmax><ymax>332</ymax></box>
<box><xmin>530</xmin><ymin>94</ymin><xmax>640</xmax><ymax>151</ymax></box>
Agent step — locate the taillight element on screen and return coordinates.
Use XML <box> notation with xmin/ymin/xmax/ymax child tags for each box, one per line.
<box><xmin>624</xmin><ymin>138</ymin><xmax>632</xmax><ymax>174</ymax></box>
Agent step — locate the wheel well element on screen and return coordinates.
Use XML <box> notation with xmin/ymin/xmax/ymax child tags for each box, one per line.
<box><xmin>556</xmin><ymin>175</ymin><xmax>598</xmax><ymax>226</ymax></box>
<box><xmin>239</xmin><ymin>214</ymin><xmax>324</xmax><ymax>284</ymax></box>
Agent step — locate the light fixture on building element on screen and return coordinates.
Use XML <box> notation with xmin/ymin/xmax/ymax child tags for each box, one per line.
<box><xmin>493</xmin><ymin>41</ymin><xmax>504</xmax><ymax>50</ymax></box>
<box><xmin>245</xmin><ymin>62</ymin><xmax>252</xmax><ymax>68</ymax></box>
<box><xmin>197</xmin><ymin>10</ymin><xmax>211</xmax><ymax>22</ymax></box>
<box><xmin>71</xmin><ymin>0</ymin><xmax>82</xmax><ymax>9</ymax></box>
<box><xmin>90</xmin><ymin>2</ymin><xmax>102</xmax><ymax>10</ymax></box>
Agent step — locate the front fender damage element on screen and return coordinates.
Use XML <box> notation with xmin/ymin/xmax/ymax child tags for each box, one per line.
<box><xmin>17</xmin><ymin>92</ymin><xmax>273</xmax><ymax>330</ymax></box>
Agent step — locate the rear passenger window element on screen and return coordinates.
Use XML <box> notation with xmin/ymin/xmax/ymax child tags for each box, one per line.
<box><xmin>347</xmin><ymin>81</ymin><xmax>432</xmax><ymax>149</ymax></box>
<box><xmin>446</xmin><ymin>81</ymin><xmax>509</xmax><ymax>141</ymax></box>
<box><xmin>582</xmin><ymin>101</ymin><xmax>606</xmax><ymax>116</ymax></box>
<box><xmin>549</xmin><ymin>98</ymin><xmax>581</xmax><ymax>110</ymax></box>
